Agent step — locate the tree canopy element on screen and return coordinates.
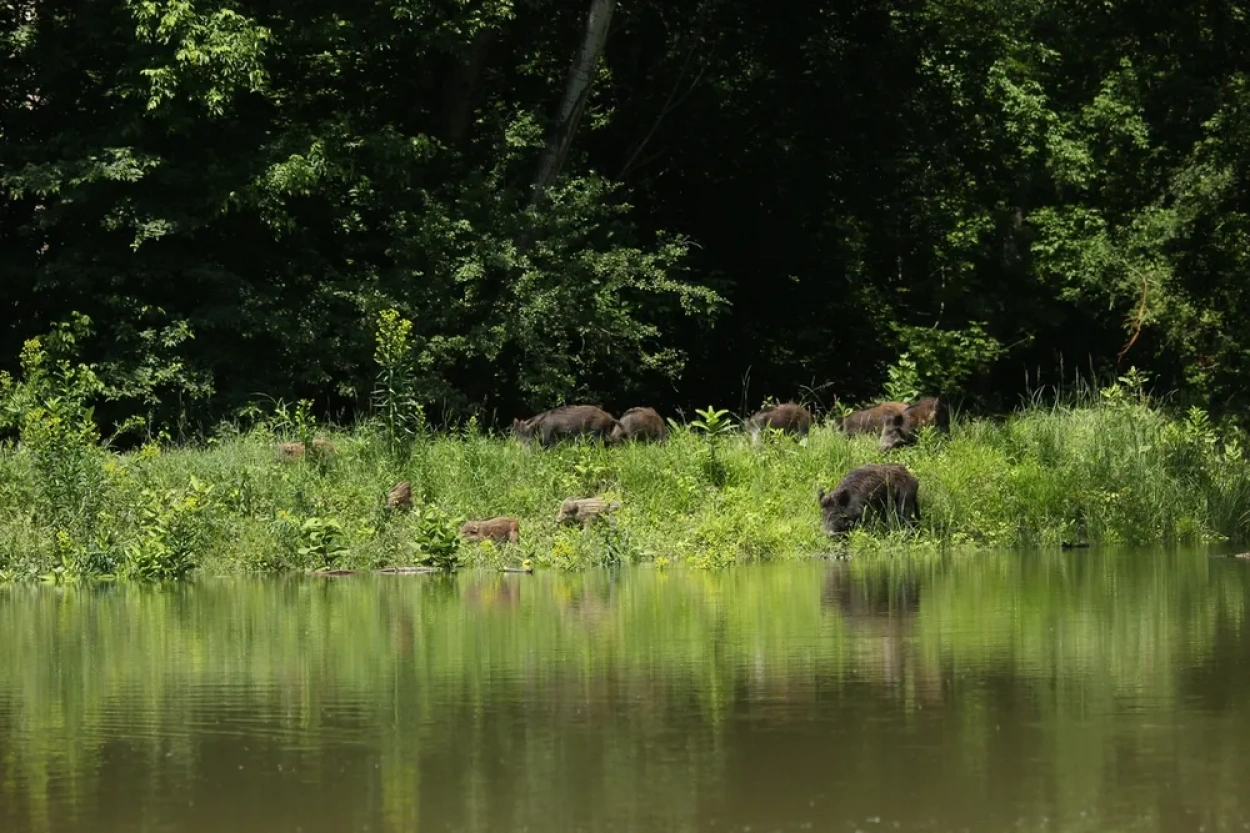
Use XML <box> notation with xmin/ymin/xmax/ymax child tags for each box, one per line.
<box><xmin>3</xmin><ymin>0</ymin><xmax>1248</xmax><ymax>427</ymax></box>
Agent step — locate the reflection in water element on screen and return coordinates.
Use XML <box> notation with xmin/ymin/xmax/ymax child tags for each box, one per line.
<box><xmin>820</xmin><ymin>563</ymin><xmax>943</xmax><ymax>706</ymax></box>
<box><xmin>0</xmin><ymin>550</ymin><xmax>1248</xmax><ymax>832</ymax></box>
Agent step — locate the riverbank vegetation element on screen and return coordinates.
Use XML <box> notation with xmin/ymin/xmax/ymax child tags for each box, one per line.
<box><xmin>1</xmin><ymin>312</ymin><xmax>1247</xmax><ymax>582</ymax></box>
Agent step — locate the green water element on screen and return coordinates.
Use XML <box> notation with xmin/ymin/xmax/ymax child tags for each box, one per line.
<box><xmin>1</xmin><ymin>549</ymin><xmax>1248</xmax><ymax>833</ymax></box>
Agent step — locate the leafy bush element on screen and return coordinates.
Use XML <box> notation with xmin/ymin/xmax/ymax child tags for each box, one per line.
<box><xmin>409</xmin><ymin>504</ymin><xmax>463</xmax><ymax>572</ymax></box>
<box><xmin>297</xmin><ymin>516</ymin><xmax>350</xmax><ymax>571</ymax></box>
<box><xmin>121</xmin><ymin>476</ymin><xmax>214</xmax><ymax>581</ymax></box>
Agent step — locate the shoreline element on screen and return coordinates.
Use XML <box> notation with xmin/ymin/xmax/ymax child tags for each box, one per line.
<box><xmin>2</xmin><ymin>399</ymin><xmax>1247</xmax><ymax>583</ymax></box>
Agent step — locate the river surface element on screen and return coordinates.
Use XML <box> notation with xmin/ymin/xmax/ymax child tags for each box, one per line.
<box><xmin>1</xmin><ymin>548</ymin><xmax>1248</xmax><ymax>833</ymax></box>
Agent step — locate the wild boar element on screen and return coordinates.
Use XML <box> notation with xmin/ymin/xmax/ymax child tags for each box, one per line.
<box><xmin>610</xmin><ymin>407</ymin><xmax>668</xmax><ymax>443</ymax></box>
<box><xmin>878</xmin><ymin>397</ymin><xmax>950</xmax><ymax>452</ymax></box>
<box><xmin>277</xmin><ymin>439</ymin><xmax>337</xmax><ymax>461</ymax></box>
<box><xmin>839</xmin><ymin>401</ymin><xmax>909</xmax><ymax>436</ymax></box>
<box><xmin>459</xmin><ymin>516</ymin><xmax>521</xmax><ymax>544</ymax></box>
<box><xmin>387</xmin><ymin>481</ymin><xmax>413</xmax><ymax>511</ymax></box>
<box><xmin>556</xmin><ymin>497</ymin><xmax>621</xmax><ymax>528</ymax></box>
<box><xmin>818</xmin><ymin>463</ymin><xmax>920</xmax><ymax>536</ymax></box>
<box><xmin>512</xmin><ymin>405</ymin><xmax>618</xmax><ymax>449</ymax></box>
<box><xmin>746</xmin><ymin>402</ymin><xmax>813</xmax><ymax>445</ymax></box>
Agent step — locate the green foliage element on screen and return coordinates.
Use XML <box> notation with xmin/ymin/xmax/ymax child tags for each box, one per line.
<box><xmin>882</xmin><ymin>353</ymin><xmax>922</xmax><ymax>403</ymax></box>
<box><xmin>687</xmin><ymin>407</ymin><xmax>737</xmax><ymax>439</ymax></box>
<box><xmin>93</xmin><ymin>312</ymin><xmax>215</xmax><ymax>430</ymax></box>
<box><xmin>0</xmin><ymin>319</ymin><xmax>105</xmax><ymax>532</ymax></box>
<box><xmin>5</xmin><ymin>0</ymin><xmax>1250</xmax><ymax>423</ymax></box>
<box><xmin>297</xmin><ymin>517</ymin><xmax>349</xmax><ymax>571</ymax></box>
<box><xmin>121</xmin><ymin>476</ymin><xmax>214</xmax><ymax>581</ymax></box>
<box><xmin>409</xmin><ymin>504</ymin><xmax>463</xmax><ymax>572</ymax></box>
<box><xmin>1099</xmin><ymin>367</ymin><xmax>1153</xmax><ymax>408</ymax></box>
<box><xmin>126</xmin><ymin>0</ymin><xmax>273</xmax><ymax>116</ymax></box>
<box><xmin>371</xmin><ymin>308</ymin><xmax>425</xmax><ymax>457</ymax></box>
<box><xmin>570</xmin><ymin>444</ymin><xmax>610</xmax><ymax>494</ymax></box>
<box><xmin>687</xmin><ymin>406</ymin><xmax>737</xmax><ymax>488</ymax></box>
<box><xmin>888</xmin><ymin>323</ymin><xmax>1006</xmax><ymax>397</ymax></box>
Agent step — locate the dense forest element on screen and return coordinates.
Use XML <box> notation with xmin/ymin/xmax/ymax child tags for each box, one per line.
<box><xmin>3</xmin><ymin>0</ymin><xmax>1249</xmax><ymax>430</ymax></box>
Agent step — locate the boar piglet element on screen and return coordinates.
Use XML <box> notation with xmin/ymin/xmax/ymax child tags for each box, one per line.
<box><xmin>460</xmin><ymin>517</ymin><xmax>521</xmax><ymax>544</ymax></box>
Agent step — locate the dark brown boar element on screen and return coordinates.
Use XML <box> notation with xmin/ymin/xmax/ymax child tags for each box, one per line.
<box><xmin>277</xmin><ymin>439</ymin><xmax>337</xmax><ymax>461</ymax></box>
<box><xmin>839</xmin><ymin>401</ymin><xmax>909</xmax><ymax>436</ymax></box>
<box><xmin>877</xmin><ymin>397</ymin><xmax>950</xmax><ymax>452</ymax></box>
<box><xmin>387</xmin><ymin>481</ymin><xmax>413</xmax><ymax>511</ymax></box>
<box><xmin>512</xmin><ymin>405</ymin><xmax>618</xmax><ymax>449</ymax></box>
<box><xmin>818</xmin><ymin>463</ymin><xmax>920</xmax><ymax>536</ymax></box>
<box><xmin>459</xmin><ymin>516</ymin><xmax>521</xmax><ymax>544</ymax></box>
<box><xmin>746</xmin><ymin>402</ymin><xmax>813</xmax><ymax>445</ymax></box>
<box><xmin>610</xmin><ymin>407</ymin><xmax>668</xmax><ymax>443</ymax></box>
<box><xmin>556</xmin><ymin>497</ymin><xmax>621</xmax><ymax>527</ymax></box>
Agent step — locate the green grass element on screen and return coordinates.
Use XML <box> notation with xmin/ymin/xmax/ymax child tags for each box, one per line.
<box><xmin>1</xmin><ymin>397</ymin><xmax>1249</xmax><ymax>581</ymax></box>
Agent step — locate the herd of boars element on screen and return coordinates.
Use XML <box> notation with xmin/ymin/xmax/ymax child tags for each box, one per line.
<box><xmin>511</xmin><ymin>398</ymin><xmax>948</xmax><ymax>454</ymax></box>
<box><xmin>503</xmin><ymin>398</ymin><xmax>947</xmax><ymax>541</ymax></box>
<box><xmin>297</xmin><ymin>398</ymin><xmax>948</xmax><ymax>549</ymax></box>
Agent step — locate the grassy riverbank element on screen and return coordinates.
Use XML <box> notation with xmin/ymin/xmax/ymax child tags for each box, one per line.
<box><xmin>1</xmin><ymin>388</ymin><xmax>1248</xmax><ymax>581</ymax></box>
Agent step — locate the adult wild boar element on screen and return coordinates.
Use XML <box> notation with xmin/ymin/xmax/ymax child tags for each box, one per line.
<box><xmin>610</xmin><ymin>407</ymin><xmax>668</xmax><ymax>443</ymax></box>
<box><xmin>818</xmin><ymin>463</ymin><xmax>920</xmax><ymax>536</ymax></box>
<box><xmin>878</xmin><ymin>397</ymin><xmax>950</xmax><ymax>452</ymax></box>
<box><xmin>460</xmin><ymin>516</ymin><xmax>521</xmax><ymax>544</ymax></box>
<box><xmin>512</xmin><ymin>405</ymin><xmax>618</xmax><ymax>449</ymax></box>
<box><xmin>746</xmin><ymin>402</ymin><xmax>813</xmax><ymax>445</ymax></box>
<box><xmin>839</xmin><ymin>401</ymin><xmax>909</xmax><ymax>436</ymax></box>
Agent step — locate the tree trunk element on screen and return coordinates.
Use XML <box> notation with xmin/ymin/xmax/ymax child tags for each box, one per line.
<box><xmin>529</xmin><ymin>0</ymin><xmax>616</xmax><ymax>206</ymax></box>
<box><xmin>439</xmin><ymin>28</ymin><xmax>495</xmax><ymax>145</ymax></box>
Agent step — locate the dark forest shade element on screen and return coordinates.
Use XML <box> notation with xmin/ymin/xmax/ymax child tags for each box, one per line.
<box><xmin>3</xmin><ymin>0</ymin><xmax>1249</xmax><ymax>429</ymax></box>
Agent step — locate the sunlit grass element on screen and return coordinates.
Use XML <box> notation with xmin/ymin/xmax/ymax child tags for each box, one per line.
<box><xmin>1</xmin><ymin>398</ymin><xmax>1248</xmax><ymax>579</ymax></box>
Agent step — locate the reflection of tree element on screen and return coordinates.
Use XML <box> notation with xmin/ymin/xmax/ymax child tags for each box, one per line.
<box><xmin>0</xmin><ymin>556</ymin><xmax>1248</xmax><ymax>833</ymax></box>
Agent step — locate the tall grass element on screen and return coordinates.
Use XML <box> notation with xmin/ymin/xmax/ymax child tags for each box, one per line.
<box><xmin>2</xmin><ymin>388</ymin><xmax>1249</xmax><ymax>580</ymax></box>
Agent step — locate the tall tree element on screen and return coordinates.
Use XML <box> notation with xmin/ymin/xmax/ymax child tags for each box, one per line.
<box><xmin>531</xmin><ymin>0</ymin><xmax>617</xmax><ymax>203</ymax></box>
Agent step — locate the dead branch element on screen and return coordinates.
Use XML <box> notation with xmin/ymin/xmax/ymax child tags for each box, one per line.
<box><xmin>1117</xmin><ymin>266</ymin><xmax>1150</xmax><ymax>363</ymax></box>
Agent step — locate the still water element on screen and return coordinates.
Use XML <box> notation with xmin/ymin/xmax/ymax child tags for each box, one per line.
<box><xmin>1</xmin><ymin>548</ymin><xmax>1248</xmax><ymax>833</ymax></box>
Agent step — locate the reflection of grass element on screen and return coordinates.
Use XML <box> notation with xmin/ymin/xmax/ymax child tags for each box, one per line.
<box><xmin>0</xmin><ymin>553</ymin><xmax>1246</xmax><ymax>832</ymax></box>
<box><xmin>2</xmin><ymin>400</ymin><xmax>1250</xmax><ymax>578</ymax></box>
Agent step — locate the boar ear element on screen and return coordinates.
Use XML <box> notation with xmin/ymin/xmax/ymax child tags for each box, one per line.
<box><xmin>891</xmin><ymin>414</ymin><xmax>904</xmax><ymax>427</ymax></box>
<box><xmin>836</xmin><ymin>491</ymin><xmax>852</xmax><ymax>507</ymax></box>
